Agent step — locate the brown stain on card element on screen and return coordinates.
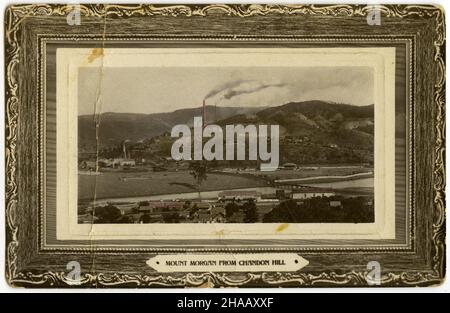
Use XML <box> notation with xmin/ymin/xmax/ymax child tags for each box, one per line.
<box><xmin>87</xmin><ymin>48</ymin><xmax>104</xmax><ymax>63</ymax></box>
<box><xmin>276</xmin><ymin>223</ymin><xmax>289</xmax><ymax>232</ymax></box>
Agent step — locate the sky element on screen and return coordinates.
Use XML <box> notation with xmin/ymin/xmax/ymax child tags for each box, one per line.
<box><xmin>78</xmin><ymin>66</ymin><xmax>374</xmax><ymax>116</ymax></box>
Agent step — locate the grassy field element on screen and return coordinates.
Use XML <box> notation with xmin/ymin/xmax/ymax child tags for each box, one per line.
<box><xmin>78</xmin><ymin>170</ymin><xmax>268</xmax><ymax>201</ymax></box>
<box><xmin>78</xmin><ymin>165</ymin><xmax>374</xmax><ymax>201</ymax></box>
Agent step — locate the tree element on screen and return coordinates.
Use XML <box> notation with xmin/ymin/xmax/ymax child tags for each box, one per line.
<box><xmin>243</xmin><ymin>199</ymin><xmax>258</xmax><ymax>223</ymax></box>
<box><xmin>183</xmin><ymin>200</ymin><xmax>191</xmax><ymax>210</ymax></box>
<box><xmin>140</xmin><ymin>214</ymin><xmax>151</xmax><ymax>224</ymax></box>
<box><xmin>189</xmin><ymin>203</ymin><xmax>199</xmax><ymax>218</ymax></box>
<box><xmin>163</xmin><ymin>212</ymin><xmax>180</xmax><ymax>223</ymax></box>
<box><xmin>94</xmin><ymin>205</ymin><xmax>122</xmax><ymax>223</ymax></box>
<box><xmin>189</xmin><ymin>161</ymin><xmax>208</xmax><ymax>200</ymax></box>
<box><xmin>263</xmin><ymin>200</ymin><xmax>299</xmax><ymax>223</ymax></box>
<box><xmin>115</xmin><ymin>215</ymin><xmax>133</xmax><ymax>224</ymax></box>
<box><xmin>225</xmin><ymin>202</ymin><xmax>240</xmax><ymax>219</ymax></box>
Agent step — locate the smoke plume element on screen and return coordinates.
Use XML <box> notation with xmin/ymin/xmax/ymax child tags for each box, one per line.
<box><xmin>204</xmin><ymin>80</ymin><xmax>251</xmax><ymax>100</ymax></box>
<box><xmin>223</xmin><ymin>82</ymin><xmax>286</xmax><ymax>100</ymax></box>
<box><xmin>204</xmin><ymin>80</ymin><xmax>286</xmax><ymax>102</ymax></box>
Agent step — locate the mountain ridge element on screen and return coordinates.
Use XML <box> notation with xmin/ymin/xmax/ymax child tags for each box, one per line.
<box><xmin>79</xmin><ymin>101</ymin><xmax>374</xmax><ymax>164</ymax></box>
<box><xmin>78</xmin><ymin>105</ymin><xmax>264</xmax><ymax>151</ymax></box>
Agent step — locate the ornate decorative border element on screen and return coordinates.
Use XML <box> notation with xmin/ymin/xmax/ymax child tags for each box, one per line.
<box><xmin>5</xmin><ymin>4</ymin><xmax>445</xmax><ymax>287</ymax></box>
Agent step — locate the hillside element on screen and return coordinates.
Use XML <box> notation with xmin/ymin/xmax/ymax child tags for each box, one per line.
<box><xmin>78</xmin><ymin>100</ymin><xmax>374</xmax><ymax>165</ymax></box>
<box><xmin>78</xmin><ymin>106</ymin><xmax>263</xmax><ymax>152</ymax></box>
<box><xmin>216</xmin><ymin>101</ymin><xmax>374</xmax><ymax>164</ymax></box>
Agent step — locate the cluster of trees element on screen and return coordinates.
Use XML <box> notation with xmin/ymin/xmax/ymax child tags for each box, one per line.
<box><xmin>162</xmin><ymin>213</ymin><xmax>180</xmax><ymax>223</ymax></box>
<box><xmin>263</xmin><ymin>197</ymin><xmax>374</xmax><ymax>223</ymax></box>
<box><xmin>92</xmin><ymin>205</ymin><xmax>132</xmax><ymax>224</ymax></box>
<box><xmin>224</xmin><ymin>200</ymin><xmax>258</xmax><ymax>223</ymax></box>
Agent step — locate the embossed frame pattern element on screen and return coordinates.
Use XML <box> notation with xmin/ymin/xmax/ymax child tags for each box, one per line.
<box><xmin>4</xmin><ymin>4</ymin><xmax>445</xmax><ymax>287</ymax></box>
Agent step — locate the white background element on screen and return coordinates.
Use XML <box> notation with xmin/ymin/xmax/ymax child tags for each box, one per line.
<box><xmin>0</xmin><ymin>0</ymin><xmax>448</xmax><ymax>293</ymax></box>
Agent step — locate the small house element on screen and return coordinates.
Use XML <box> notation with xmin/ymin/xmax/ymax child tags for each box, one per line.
<box><xmin>291</xmin><ymin>187</ymin><xmax>335</xmax><ymax>200</ymax></box>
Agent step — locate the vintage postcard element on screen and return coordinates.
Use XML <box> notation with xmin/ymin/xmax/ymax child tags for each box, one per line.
<box><xmin>4</xmin><ymin>4</ymin><xmax>444</xmax><ymax>288</ymax></box>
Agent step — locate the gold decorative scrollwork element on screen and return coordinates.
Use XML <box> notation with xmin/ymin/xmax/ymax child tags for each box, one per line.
<box><xmin>5</xmin><ymin>4</ymin><xmax>445</xmax><ymax>287</ymax></box>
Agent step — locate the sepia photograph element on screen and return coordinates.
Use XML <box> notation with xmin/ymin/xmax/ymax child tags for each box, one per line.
<box><xmin>77</xmin><ymin>65</ymin><xmax>376</xmax><ymax>225</ymax></box>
